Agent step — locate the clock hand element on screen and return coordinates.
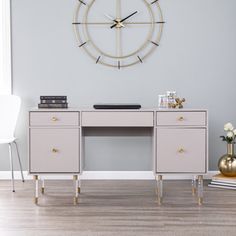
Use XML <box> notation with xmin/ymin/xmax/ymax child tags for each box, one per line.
<box><xmin>110</xmin><ymin>11</ymin><xmax>138</xmax><ymax>29</ymax></box>
<box><xmin>120</xmin><ymin>11</ymin><xmax>138</xmax><ymax>23</ymax></box>
<box><xmin>104</xmin><ymin>14</ymin><xmax>118</xmax><ymax>23</ymax></box>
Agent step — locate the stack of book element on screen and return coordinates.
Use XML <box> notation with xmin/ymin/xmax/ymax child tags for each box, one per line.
<box><xmin>208</xmin><ymin>173</ymin><xmax>236</xmax><ymax>190</ymax></box>
<box><xmin>38</xmin><ymin>96</ymin><xmax>68</xmax><ymax>109</ymax></box>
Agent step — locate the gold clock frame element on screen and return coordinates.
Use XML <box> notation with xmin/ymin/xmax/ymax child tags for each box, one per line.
<box><xmin>73</xmin><ymin>0</ymin><xmax>164</xmax><ymax>68</ymax></box>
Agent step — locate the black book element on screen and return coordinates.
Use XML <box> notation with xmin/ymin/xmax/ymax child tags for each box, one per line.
<box><xmin>38</xmin><ymin>103</ymin><xmax>68</xmax><ymax>109</ymax></box>
<box><xmin>40</xmin><ymin>96</ymin><xmax>67</xmax><ymax>100</ymax></box>
<box><xmin>40</xmin><ymin>99</ymin><xmax>67</xmax><ymax>104</ymax></box>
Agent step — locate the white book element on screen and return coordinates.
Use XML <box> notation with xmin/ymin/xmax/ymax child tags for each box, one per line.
<box><xmin>211</xmin><ymin>181</ymin><xmax>236</xmax><ymax>187</ymax></box>
<box><xmin>208</xmin><ymin>183</ymin><xmax>236</xmax><ymax>190</ymax></box>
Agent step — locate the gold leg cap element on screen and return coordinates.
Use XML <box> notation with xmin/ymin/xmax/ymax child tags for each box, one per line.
<box><xmin>157</xmin><ymin>197</ymin><xmax>162</xmax><ymax>206</ymax></box>
<box><xmin>41</xmin><ymin>187</ymin><xmax>45</xmax><ymax>194</ymax></box>
<box><xmin>73</xmin><ymin>197</ymin><xmax>79</xmax><ymax>205</ymax></box>
<box><xmin>198</xmin><ymin>197</ymin><xmax>203</xmax><ymax>205</ymax></box>
<box><xmin>34</xmin><ymin>197</ymin><xmax>38</xmax><ymax>204</ymax></box>
<box><xmin>192</xmin><ymin>187</ymin><xmax>196</xmax><ymax>196</ymax></box>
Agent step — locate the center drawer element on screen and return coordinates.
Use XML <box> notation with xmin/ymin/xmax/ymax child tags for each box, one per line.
<box><xmin>81</xmin><ymin>111</ymin><xmax>154</xmax><ymax>127</ymax></box>
<box><xmin>30</xmin><ymin>112</ymin><xmax>79</xmax><ymax>126</ymax></box>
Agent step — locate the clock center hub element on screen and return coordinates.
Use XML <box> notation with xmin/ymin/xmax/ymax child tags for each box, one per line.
<box><xmin>115</xmin><ymin>19</ymin><xmax>124</xmax><ymax>28</ymax></box>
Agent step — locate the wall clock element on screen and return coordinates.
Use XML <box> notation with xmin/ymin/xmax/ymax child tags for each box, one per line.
<box><xmin>73</xmin><ymin>0</ymin><xmax>164</xmax><ymax>68</ymax></box>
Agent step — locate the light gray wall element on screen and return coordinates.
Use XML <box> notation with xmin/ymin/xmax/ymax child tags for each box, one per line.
<box><xmin>1</xmin><ymin>0</ymin><xmax>235</xmax><ymax>171</ymax></box>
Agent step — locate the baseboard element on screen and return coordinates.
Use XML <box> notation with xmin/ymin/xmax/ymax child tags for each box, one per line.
<box><xmin>0</xmin><ymin>171</ymin><xmax>219</xmax><ymax>180</ymax></box>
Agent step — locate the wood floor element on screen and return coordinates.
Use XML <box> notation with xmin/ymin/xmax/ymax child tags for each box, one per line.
<box><xmin>0</xmin><ymin>180</ymin><xmax>236</xmax><ymax>236</ymax></box>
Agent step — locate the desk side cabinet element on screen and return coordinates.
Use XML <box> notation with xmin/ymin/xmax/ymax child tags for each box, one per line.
<box><xmin>155</xmin><ymin>110</ymin><xmax>208</xmax><ymax>205</ymax></box>
<box><xmin>29</xmin><ymin>111</ymin><xmax>81</xmax><ymax>204</ymax></box>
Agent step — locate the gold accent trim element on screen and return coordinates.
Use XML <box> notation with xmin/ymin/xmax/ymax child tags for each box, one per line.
<box><xmin>33</xmin><ymin>175</ymin><xmax>38</xmax><ymax>180</ymax></box>
<box><xmin>73</xmin><ymin>175</ymin><xmax>78</xmax><ymax>180</ymax></box>
<box><xmin>192</xmin><ymin>187</ymin><xmax>196</xmax><ymax>196</ymax></box>
<box><xmin>78</xmin><ymin>187</ymin><xmax>81</xmax><ymax>194</ymax></box>
<box><xmin>178</xmin><ymin>116</ymin><xmax>184</xmax><ymax>121</ymax></box>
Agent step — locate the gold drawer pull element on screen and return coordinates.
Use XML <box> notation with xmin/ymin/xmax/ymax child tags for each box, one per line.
<box><xmin>178</xmin><ymin>116</ymin><xmax>184</xmax><ymax>121</ymax></box>
<box><xmin>51</xmin><ymin>117</ymin><xmax>58</xmax><ymax>122</ymax></box>
<box><xmin>52</xmin><ymin>148</ymin><xmax>59</xmax><ymax>153</ymax></box>
<box><xmin>178</xmin><ymin>148</ymin><xmax>185</xmax><ymax>153</ymax></box>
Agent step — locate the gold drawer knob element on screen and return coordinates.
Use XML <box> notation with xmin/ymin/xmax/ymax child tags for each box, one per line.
<box><xmin>178</xmin><ymin>116</ymin><xmax>184</xmax><ymax>121</ymax></box>
<box><xmin>52</xmin><ymin>148</ymin><xmax>59</xmax><ymax>153</ymax></box>
<box><xmin>178</xmin><ymin>148</ymin><xmax>185</xmax><ymax>153</ymax></box>
<box><xmin>51</xmin><ymin>117</ymin><xmax>58</xmax><ymax>122</ymax></box>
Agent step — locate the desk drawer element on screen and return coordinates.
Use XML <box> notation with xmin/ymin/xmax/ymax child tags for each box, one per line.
<box><xmin>30</xmin><ymin>128</ymin><xmax>79</xmax><ymax>173</ymax></box>
<box><xmin>30</xmin><ymin>112</ymin><xmax>79</xmax><ymax>126</ymax></box>
<box><xmin>157</xmin><ymin>111</ymin><xmax>206</xmax><ymax>126</ymax></box>
<box><xmin>82</xmin><ymin>111</ymin><xmax>154</xmax><ymax>127</ymax></box>
<box><xmin>156</xmin><ymin>128</ymin><xmax>206</xmax><ymax>173</ymax></box>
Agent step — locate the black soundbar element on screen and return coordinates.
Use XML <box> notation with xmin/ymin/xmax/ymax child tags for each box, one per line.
<box><xmin>93</xmin><ymin>103</ymin><xmax>141</xmax><ymax>109</ymax></box>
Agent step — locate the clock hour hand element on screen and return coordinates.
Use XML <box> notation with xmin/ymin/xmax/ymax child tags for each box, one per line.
<box><xmin>104</xmin><ymin>14</ymin><xmax>118</xmax><ymax>23</ymax></box>
<box><xmin>110</xmin><ymin>11</ymin><xmax>138</xmax><ymax>29</ymax></box>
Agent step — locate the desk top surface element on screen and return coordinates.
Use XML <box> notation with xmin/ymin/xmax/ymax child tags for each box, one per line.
<box><xmin>29</xmin><ymin>107</ymin><xmax>208</xmax><ymax>112</ymax></box>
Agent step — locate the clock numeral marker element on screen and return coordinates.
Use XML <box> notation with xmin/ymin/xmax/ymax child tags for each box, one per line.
<box><xmin>151</xmin><ymin>0</ymin><xmax>158</xmax><ymax>4</ymax></box>
<box><xmin>118</xmin><ymin>61</ymin><xmax>121</xmax><ymax>69</ymax></box>
<box><xmin>96</xmin><ymin>56</ymin><xmax>101</xmax><ymax>64</ymax></box>
<box><xmin>137</xmin><ymin>56</ymin><xmax>143</xmax><ymax>63</ymax></box>
<box><xmin>72</xmin><ymin>22</ymin><xmax>81</xmax><ymax>25</ymax></box>
<box><xmin>156</xmin><ymin>21</ymin><xmax>165</xmax><ymax>24</ymax></box>
<box><xmin>151</xmin><ymin>41</ymin><xmax>159</xmax><ymax>46</ymax></box>
<box><xmin>79</xmin><ymin>41</ymin><xmax>87</xmax><ymax>47</ymax></box>
<box><xmin>78</xmin><ymin>0</ymin><xmax>86</xmax><ymax>6</ymax></box>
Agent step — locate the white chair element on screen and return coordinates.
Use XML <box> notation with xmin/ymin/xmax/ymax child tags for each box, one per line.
<box><xmin>0</xmin><ymin>95</ymin><xmax>24</xmax><ymax>192</ymax></box>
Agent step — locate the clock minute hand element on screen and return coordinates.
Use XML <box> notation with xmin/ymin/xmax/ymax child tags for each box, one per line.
<box><xmin>120</xmin><ymin>11</ymin><xmax>138</xmax><ymax>23</ymax></box>
<box><xmin>110</xmin><ymin>11</ymin><xmax>138</xmax><ymax>29</ymax></box>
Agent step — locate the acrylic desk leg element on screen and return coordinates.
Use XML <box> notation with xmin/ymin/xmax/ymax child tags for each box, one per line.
<box><xmin>73</xmin><ymin>175</ymin><xmax>79</xmax><ymax>205</ymax></box>
<box><xmin>197</xmin><ymin>175</ymin><xmax>203</xmax><ymax>205</ymax></box>
<box><xmin>192</xmin><ymin>175</ymin><xmax>197</xmax><ymax>196</ymax></box>
<box><xmin>41</xmin><ymin>178</ymin><xmax>45</xmax><ymax>194</ymax></box>
<box><xmin>156</xmin><ymin>175</ymin><xmax>163</xmax><ymax>205</ymax></box>
<box><xmin>34</xmin><ymin>175</ymin><xmax>39</xmax><ymax>204</ymax></box>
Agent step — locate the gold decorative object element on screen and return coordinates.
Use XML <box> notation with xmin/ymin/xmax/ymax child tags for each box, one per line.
<box><xmin>218</xmin><ymin>143</ymin><xmax>236</xmax><ymax>177</ymax></box>
<box><xmin>172</xmin><ymin>98</ymin><xmax>186</xmax><ymax>109</ymax></box>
